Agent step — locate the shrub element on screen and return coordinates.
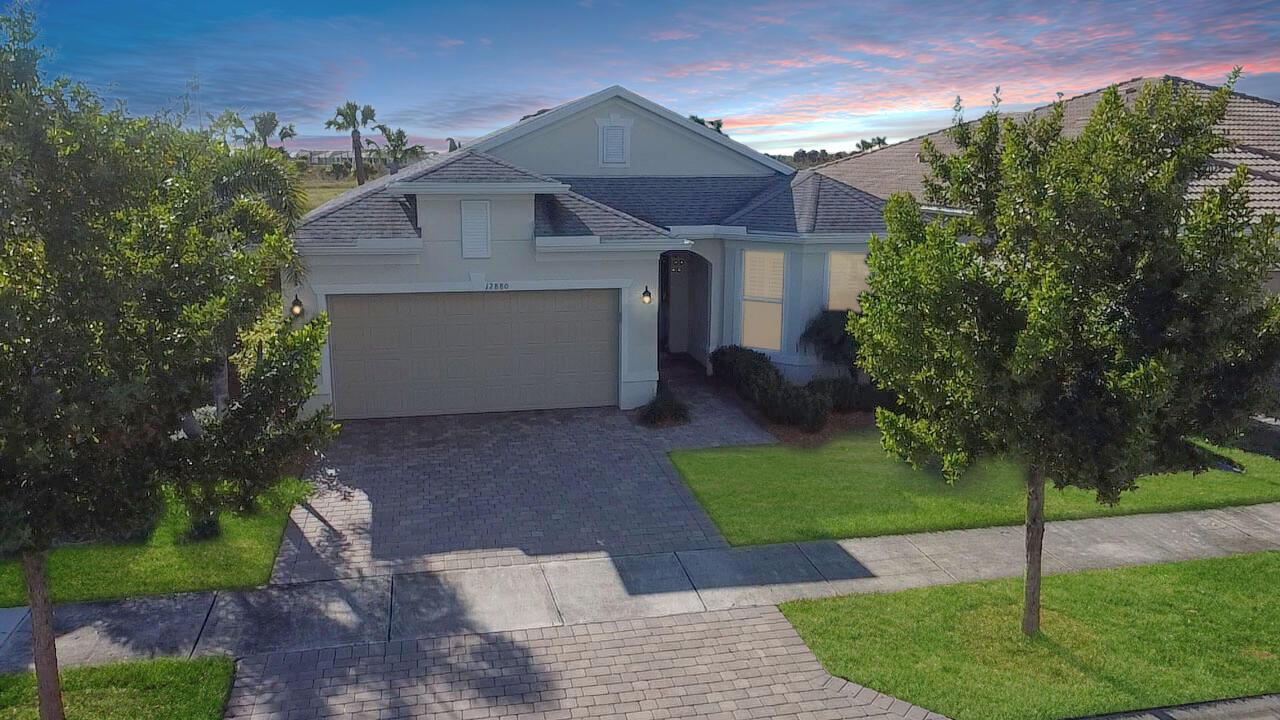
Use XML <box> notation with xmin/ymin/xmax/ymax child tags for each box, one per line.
<box><xmin>806</xmin><ymin>377</ymin><xmax>898</xmax><ymax>413</ymax></box>
<box><xmin>638</xmin><ymin>381</ymin><xmax>691</xmax><ymax>427</ymax></box>
<box><xmin>798</xmin><ymin>309</ymin><xmax>860</xmax><ymax>377</ymax></box>
<box><xmin>712</xmin><ymin>346</ymin><xmax>830</xmax><ymax>431</ymax></box>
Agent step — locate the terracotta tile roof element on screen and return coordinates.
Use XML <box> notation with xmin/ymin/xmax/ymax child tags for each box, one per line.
<box><xmin>817</xmin><ymin>75</ymin><xmax>1280</xmax><ymax>219</ymax></box>
<box><xmin>721</xmin><ymin>171</ymin><xmax>887</xmax><ymax>233</ymax></box>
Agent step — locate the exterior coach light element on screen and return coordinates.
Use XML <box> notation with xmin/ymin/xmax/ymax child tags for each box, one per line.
<box><xmin>641</xmin><ymin>286</ymin><xmax>652</xmax><ymax>304</ymax></box>
<box><xmin>290</xmin><ymin>295</ymin><xmax>304</xmax><ymax>317</ymax></box>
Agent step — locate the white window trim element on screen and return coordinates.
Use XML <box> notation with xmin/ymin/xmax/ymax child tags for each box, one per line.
<box><xmin>460</xmin><ymin>199</ymin><xmax>491</xmax><ymax>259</ymax></box>
<box><xmin>740</xmin><ymin>250</ymin><xmax>785</xmax><ymax>352</ymax></box>
<box><xmin>826</xmin><ymin>251</ymin><xmax>868</xmax><ymax>311</ymax></box>
<box><xmin>595</xmin><ymin>113</ymin><xmax>633</xmax><ymax>168</ymax></box>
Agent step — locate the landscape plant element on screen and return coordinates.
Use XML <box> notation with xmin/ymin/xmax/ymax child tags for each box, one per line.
<box><xmin>0</xmin><ymin>8</ymin><xmax>329</xmax><ymax>717</ymax></box>
<box><xmin>854</xmin><ymin>71</ymin><xmax>1280</xmax><ymax>635</ymax></box>
<box><xmin>325</xmin><ymin>100</ymin><xmax>377</xmax><ymax>184</ymax></box>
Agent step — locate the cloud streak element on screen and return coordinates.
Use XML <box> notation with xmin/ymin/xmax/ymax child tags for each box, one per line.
<box><xmin>39</xmin><ymin>0</ymin><xmax>1280</xmax><ymax>153</ymax></box>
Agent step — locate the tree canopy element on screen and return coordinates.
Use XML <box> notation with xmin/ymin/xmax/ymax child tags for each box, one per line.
<box><xmin>854</xmin><ymin>72</ymin><xmax>1280</xmax><ymax>634</ymax></box>
<box><xmin>0</xmin><ymin>7</ymin><xmax>331</xmax><ymax>715</ymax></box>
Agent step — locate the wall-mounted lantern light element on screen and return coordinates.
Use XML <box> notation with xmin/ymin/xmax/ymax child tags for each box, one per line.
<box><xmin>641</xmin><ymin>286</ymin><xmax>652</xmax><ymax>304</ymax></box>
<box><xmin>290</xmin><ymin>295</ymin><xmax>304</xmax><ymax>318</ymax></box>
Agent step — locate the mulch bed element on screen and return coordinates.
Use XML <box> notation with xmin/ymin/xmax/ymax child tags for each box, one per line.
<box><xmin>697</xmin><ymin>373</ymin><xmax>876</xmax><ymax>448</ymax></box>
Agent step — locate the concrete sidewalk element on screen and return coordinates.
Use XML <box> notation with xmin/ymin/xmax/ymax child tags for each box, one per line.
<box><xmin>1</xmin><ymin>501</ymin><xmax>1277</xmax><ymax>672</ymax></box>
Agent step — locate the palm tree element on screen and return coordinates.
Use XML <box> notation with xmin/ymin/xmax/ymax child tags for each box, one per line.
<box><xmin>856</xmin><ymin>136</ymin><xmax>889</xmax><ymax>152</ymax></box>
<box><xmin>365</xmin><ymin>124</ymin><xmax>426</xmax><ymax>174</ymax></box>
<box><xmin>688</xmin><ymin>114</ymin><xmax>725</xmax><ymax>134</ymax></box>
<box><xmin>247</xmin><ymin>111</ymin><xmax>298</xmax><ymax>149</ymax></box>
<box><xmin>325</xmin><ymin>101</ymin><xmax>377</xmax><ymax>184</ymax></box>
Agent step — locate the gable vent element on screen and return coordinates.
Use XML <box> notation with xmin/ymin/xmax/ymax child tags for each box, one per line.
<box><xmin>596</xmin><ymin>113</ymin><xmax>633</xmax><ymax>167</ymax></box>
<box><xmin>602</xmin><ymin>126</ymin><xmax>626</xmax><ymax>163</ymax></box>
<box><xmin>460</xmin><ymin>200</ymin><xmax>491</xmax><ymax>258</ymax></box>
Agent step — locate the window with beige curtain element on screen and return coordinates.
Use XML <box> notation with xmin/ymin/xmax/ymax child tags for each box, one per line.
<box><xmin>827</xmin><ymin>252</ymin><xmax>869</xmax><ymax>311</ymax></box>
<box><xmin>742</xmin><ymin>250</ymin><xmax>784</xmax><ymax>351</ymax></box>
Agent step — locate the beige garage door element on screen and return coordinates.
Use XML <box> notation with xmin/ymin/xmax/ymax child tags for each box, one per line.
<box><xmin>329</xmin><ymin>290</ymin><xmax>619</xmax><ymax>419</ymax></box>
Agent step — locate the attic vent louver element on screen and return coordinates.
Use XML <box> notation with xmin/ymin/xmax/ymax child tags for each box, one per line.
<box><xmin>596</xmin><ymin>113</ymin><xmax>633</xmax><ymax>168</ymax></box>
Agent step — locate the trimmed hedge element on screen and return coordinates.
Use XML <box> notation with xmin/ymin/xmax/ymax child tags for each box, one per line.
<box><xmin>806</xmin><ymin>377</ymin><xmax>897</xmax><ymax>413</ymax></box>
<box><xmin>711</xmin><ymin>346</ymin><xmax>831</xmax><ymax>431</ymax></box>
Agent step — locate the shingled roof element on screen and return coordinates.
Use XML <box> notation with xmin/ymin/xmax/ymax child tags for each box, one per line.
<box><xmin>817</xmin><ymin>75</ymin><xmax>1280</xmax><ymax>219</ymax></box>
<box><xmin>721</xmin><ymin>171</ymin><xmax>887</xmax><ymax>233</ymax></box>
<box><xmin>296</xmin><ymin>149</ymin><xmax>562</xmax><ymax>246</ymax></box>
<box><xmin>534</xmin><ymin>192</ymin><xmax>677</xmax><ymax>242</ymax></box>
<box><xmin>554</xmin><ymin>176</ymin><xmax>781</xmax><ymax>227</ymax></box>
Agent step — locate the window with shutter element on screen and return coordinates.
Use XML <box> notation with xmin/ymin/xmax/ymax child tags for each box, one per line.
<box><xmin>741</xmin><ymin>250</ymin><xmax>785</xmax><ymax>351</ymax></box>
<box><xmin>827</xmin><ymin>252</ymin><xmax>869</xmax><ymax>311</ymax></box>
<box><xmin>460</xmin><ymin>200</ymin><xmax>491</xmax><ymax>259</ymax></box>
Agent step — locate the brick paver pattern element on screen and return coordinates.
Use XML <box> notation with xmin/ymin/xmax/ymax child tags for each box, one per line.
<box><xmin>225</xmin><ymin>607</ymin><xmax>945</xmax><ymax>720</ymax></box>
<box><xmin>273</xmin><ymin>375</ymin><xmax>772</xmax><ymax>583</ymax></box>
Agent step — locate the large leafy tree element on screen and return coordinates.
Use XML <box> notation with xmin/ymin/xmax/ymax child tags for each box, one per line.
<box><xmin>325</xmin><ymin>100</ymin><xmax>376</xmax><ymax>184</ymax></box>
<box><xmin>0</xmin><ymin>9</ymin><xmax>329</xmax><ymax>718</ymax></box>
<box><xmin>365</xmin><ymin>123</ymin><xmax>426</xmax><ymax>174</ymax></box>
<box><xmin>854</xmin><ymin>73</ymin><xmax>1280</xmax><ymax>636</ymax></box>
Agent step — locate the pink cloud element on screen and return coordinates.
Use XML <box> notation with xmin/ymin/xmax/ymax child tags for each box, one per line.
<box><xmin>650</xmin><ymin>29</ymin><xmax>700</xmax><ymax>41</ymax></box>
<box><xmin>436</xmin><ymin>36</ymin><xmax>464</xmax><ymax>49</ymax></box>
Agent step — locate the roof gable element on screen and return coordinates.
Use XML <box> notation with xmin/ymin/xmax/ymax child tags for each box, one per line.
<box><xmin>468</xmin><ymin>85</ymin><xmax>794</xmax><ymax>176</ymax></box>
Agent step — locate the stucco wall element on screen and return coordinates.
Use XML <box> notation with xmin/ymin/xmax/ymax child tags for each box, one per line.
<box><xmin>290</xmin><ymin>193</ymin><xmax>663</xmax><ymax>415</ymax></box>
<box><xmin>485</xmin><ymin>97</ymin><xmax>777</xmax><ymax>178</ymax></box>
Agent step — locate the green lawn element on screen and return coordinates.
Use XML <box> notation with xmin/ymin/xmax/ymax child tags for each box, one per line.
<box><xmin>0</xmin><ymin>657</ymin><xmax>234</xmax><ymax>720</ymax></box>
<box><xmin>781</xmin><ymin>551</ymin><xmax>1280</xmax><ymax>720</ymax></box>
<box><xmin>670</xmin><ymin>427</ymin><xmax>1280</xmax><ymax>545</ymax></box>
<box><xmin>0</xmin><ymin>480</ymin><xmax>308</xmax><ymax>607</ymax></box>
<box><xmin>301</xmin><ymin>180</ymin><xmax>357</xmax><ymax>213</ymax></box>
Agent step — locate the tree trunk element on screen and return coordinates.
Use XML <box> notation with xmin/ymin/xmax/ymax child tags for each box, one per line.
<box><xmin>1022</xmin><ymin>467</ymin><xmax>1045</xmax><ymax>636</ymax></box>
<box><xmin>22</xmin><ymin>551</ymin><xmax>65</xmax><ymax>720</ymax></box>
<box><xmin>351</xmin><ymin>130</ymin><xmax>366</xmax><ymax>185</ymax></box>
<box><xmin>212</xmin><ymin>353</ymin><xmax>229</xmax><ymax>416</ymax></box>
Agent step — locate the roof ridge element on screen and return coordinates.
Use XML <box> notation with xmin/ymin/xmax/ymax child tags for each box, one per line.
<box><xmin>815</xmin><ymin>74</ymin><xmax>1256</xmax><ymax>176</ymax></box>
<box><xmin>1235</xmin><ymin>144</ymin><xmax>1280</xmax><ymax>162</ymax></box>
<box><xmin>451</xmin><ymin>149</ymin><xmax>562</xmax><ymax>183</ymax></box>
<box><xmin>561</xmin><ymin>188</ymin><xmax>676</xmax><ymax>238</ymax></box>
<box><xmin>300</xmin><ymin>150</ymin><xmax>464</xmax><ymax>225</ymax></box>
<box><xmin>299</xmin><ymin>149</ymin><xmax>561</xmax><ymax>229</ymax></box>
<box><xmin>1210</xmin><ymin>157</ymin><xmax>1280</xmax><ymax>184</ymax></box>
<box><xmin>720</xmin><ymin>174</ymin><xmax>798</xmax><ymax>225</ymax></box>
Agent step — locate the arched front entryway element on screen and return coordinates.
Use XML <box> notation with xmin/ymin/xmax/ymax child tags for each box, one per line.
<box><xmin>658</xmin><ymin>249</ymin><xmax>713</xmax><ymax>370</ymax></box>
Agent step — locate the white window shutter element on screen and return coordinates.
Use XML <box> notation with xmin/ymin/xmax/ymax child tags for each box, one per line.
<box><xmin>460</xmin><ymin>200</ymin><xmax>491</xmax><ymax>259</ymax></box>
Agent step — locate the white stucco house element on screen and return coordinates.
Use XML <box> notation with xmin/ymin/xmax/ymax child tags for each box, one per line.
<box><xmin>289</xmin><ymin>86</ymin><xmax>885</xmax><ymax>419</ymax></box>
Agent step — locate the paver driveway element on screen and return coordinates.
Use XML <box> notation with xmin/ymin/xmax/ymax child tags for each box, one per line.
<box><xmin>272</xmin><ymin>377</ymin><xmax>773</xmax><ymax>584</ymax></box>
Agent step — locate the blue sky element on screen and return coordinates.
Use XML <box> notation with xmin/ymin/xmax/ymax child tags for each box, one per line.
<box><xmin>42</xmin><ymin>0</ymin><xmax>1280</xmax><ymax>153</ymax></box>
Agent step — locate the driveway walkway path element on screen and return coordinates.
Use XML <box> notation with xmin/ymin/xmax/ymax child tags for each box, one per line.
<box><xmin>2</xmin><ymin>502</ymin><xmax>1277</xmax><ymax>675</ymax></box>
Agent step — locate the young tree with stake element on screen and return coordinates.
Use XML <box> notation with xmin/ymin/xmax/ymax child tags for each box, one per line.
<box><xmin>854</xmin><ymin>72</ymin><xmax>1280</xmax><ymax>635</ymax></box>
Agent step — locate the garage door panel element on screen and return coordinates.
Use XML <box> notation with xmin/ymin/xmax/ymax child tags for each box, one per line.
<box><xmin>329</xmin><ymin>290</ymin><xmax>619</xmax><ymax>418</ymax></box>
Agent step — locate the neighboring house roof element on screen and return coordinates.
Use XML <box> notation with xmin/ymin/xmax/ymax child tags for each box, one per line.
<box><xmin>817</xmin><ymin>75</ymin><xmax>1280</xmax><ymax>218</ymax></box>
<box><xmin>555</xmin><ymin>176</ymin><xmax>781</xmax><ymax>227</ymax></box>
<box><xmin>721</xmin><ymin>171</ymin><xmax>888</xmax><ymax>234</ymax></box>
<box><xmin>466</xmin><ymin>85</ymin><xmax>795</xmax><ymax>176</ymax></box>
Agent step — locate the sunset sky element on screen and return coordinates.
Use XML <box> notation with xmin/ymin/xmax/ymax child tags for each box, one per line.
<box><xmin>43</xmin><ymin>0</ymin><xmax>1280</xmax><ymax>154</ymax></box>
